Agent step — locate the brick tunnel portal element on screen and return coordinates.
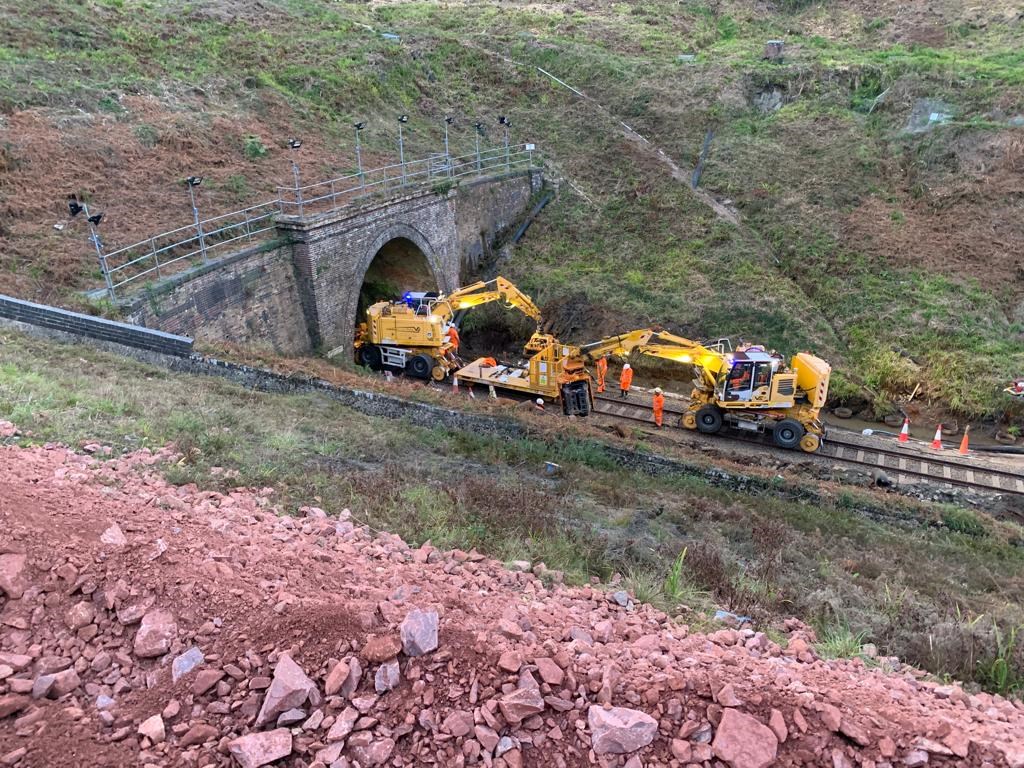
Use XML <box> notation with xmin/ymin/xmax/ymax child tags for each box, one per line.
<box><xmin>356</xmin><ymin>237</ymin><xmax>437</xmax><ymax>321</ymax></box>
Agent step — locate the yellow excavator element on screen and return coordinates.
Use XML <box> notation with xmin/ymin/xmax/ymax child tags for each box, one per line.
<box><xmin>579</xmin><ymin>329</ymin><xmax>831</xmax><ymax>452</ymax></box>
<box><xmin>354</xmin><ymin>277</ymin><xmax>542</xmax><ymax>381</ymax></box>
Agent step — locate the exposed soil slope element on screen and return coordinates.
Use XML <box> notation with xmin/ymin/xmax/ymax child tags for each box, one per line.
<box><xmin>1</xmin><ymin>435</ymin><xmax>1022</xmax><ymax>767</ymax></box>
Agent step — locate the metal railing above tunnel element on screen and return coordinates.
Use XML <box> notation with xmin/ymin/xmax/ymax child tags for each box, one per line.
<box><xmin>89</xmin><ymin>143</ymin><xmax>540</xmax><ymax>301</ymax></box>
<box><xmin>275</xmin><ymin>143</ymin><xmax>539</xmax><ymax>219</ymax></box>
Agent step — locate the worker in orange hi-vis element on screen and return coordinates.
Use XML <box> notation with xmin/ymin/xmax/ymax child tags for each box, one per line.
<box><xmin>652</xmin><ymin>387</ymin><xmax>665</xmax><ymax>428</ymax></box>
<box><xmin>618</xmin><ymin>363</ymin><xmax>633</xmax><ymax>399</ymax></box>
<box><xmin>595</xmin><ymin>355</ymin><xmax>609</xmax><ymax>393</ymax></box>
<box><xmin>445</xmin><ymin>323</ymin><xmax>461</xmax><ymax>352</ymax></box>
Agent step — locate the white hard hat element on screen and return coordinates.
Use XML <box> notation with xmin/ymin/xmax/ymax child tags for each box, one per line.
<box><xmin>536</xmin><ymin>398</ymin><xmax>544</xmax><ymax>405</ymax></box>
<box><xmin>623</xmin><ymin>363</ymin><xmax>631</xmax><ymax>370</ymax></box>
<box><xmin>654</xmin><ymin>387</ymin><xmax>662</xmax><ymax>394</ymax></box>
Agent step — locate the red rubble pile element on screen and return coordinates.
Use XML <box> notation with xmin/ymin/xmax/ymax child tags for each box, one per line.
<box><xmin>0</xmin><ymin>438</ymin><xmax>1023</xmax><ymax>768</ymax></box>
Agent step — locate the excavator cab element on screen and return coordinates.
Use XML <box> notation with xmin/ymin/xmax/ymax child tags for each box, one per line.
<box><xmin>716</xmin><ymin>351</ymin><xmax>785</xmax><ymax>406</ymax></box>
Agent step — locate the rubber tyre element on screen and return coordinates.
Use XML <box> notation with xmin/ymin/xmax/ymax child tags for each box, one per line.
<box><xmin>773</xmin><ymin>418</ymin><xmax>805</xmax><ymax>450</ymax></box>
<box><xmin>833</xmin><ymin>407</ymin><xmax>853</xmax><ymax>419</ymax></box>
<box><xmin>359</xmin><ymin>345</ymin><xmax>383</xmax><ymax>371</ymax></box>
<box><xmin>799</xmin><ymin>433</ymin><xmax>821</xmax><ymax>453</ymax></box>
<box><xmin>407</xmin><ymin>354</ymin><xmax>433</xmax><ymax>380</ymax></box>
<box><xmin>682</xmin><ymin>411</ymin><xmax>697</xmax><ymax>430</ymax></box>
<box><xmin>431</xmin><ymin>364</ymin><xmax>447</xmax><ymax>382</ymax></box>
<box><xmin>695</xmin><ymin>406</ymin><xmax>723</xmax><ymax>434</ymax></box>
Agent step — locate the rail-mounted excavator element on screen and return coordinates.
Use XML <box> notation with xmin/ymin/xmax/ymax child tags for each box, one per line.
<box><xmin>577</xmin><ymin>329</ymin><xmax>831</xmax><ymax>452</ymax></box>
<box><xmin>354</xmin><ymin>277</ymin><xmax>542</xmax><ymax>381</ymax></box>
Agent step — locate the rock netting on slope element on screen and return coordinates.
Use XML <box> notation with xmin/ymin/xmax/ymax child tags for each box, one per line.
<box><xmin>0</xmin><ymin>437</ymin><xmax>1022</xmax><ymax>768</ymax></box>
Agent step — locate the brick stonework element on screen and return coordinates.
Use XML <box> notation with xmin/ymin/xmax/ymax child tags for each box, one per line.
<box><xmin>125</xmin><ymin>171</ymin><xmax>540</xmax><ymax>356</ymax></box>
<box><xmin>125</xmin><ymin>241</ymin><xmax>312</xmax><ymax>355</ymax></box>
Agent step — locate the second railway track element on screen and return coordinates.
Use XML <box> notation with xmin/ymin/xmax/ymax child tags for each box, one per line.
<box><xmin>592</xmin><ymin>394</ymin><xmax>1024</xmax><ymax>499</ymax></box>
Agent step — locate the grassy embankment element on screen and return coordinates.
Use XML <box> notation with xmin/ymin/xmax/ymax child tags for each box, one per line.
<box><xmin>2</xmin><ymin>329</ymin><xmax>1022</xmax><ymax>694</ymax></box>
<box><xmin>1</xmin><ymin>1</ymin><xmax>1023</xmax><ymax>422</ymax></box>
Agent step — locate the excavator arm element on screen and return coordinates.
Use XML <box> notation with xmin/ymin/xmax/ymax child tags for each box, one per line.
<box><xmin>576</xmin><ymin>329</ymin><xmax>729</xmax><ymax>389</ymax></box>
<box><xmin>436</xmin><ymin>277</ymin><xmax>543</xmax><ymax>326</ymax></box>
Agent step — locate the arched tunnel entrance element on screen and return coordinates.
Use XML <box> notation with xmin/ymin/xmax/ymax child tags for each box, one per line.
<box><xmin>356</xmin><ymin>237</ymin><xmax>438</xmax><ymax>320</ymax></box>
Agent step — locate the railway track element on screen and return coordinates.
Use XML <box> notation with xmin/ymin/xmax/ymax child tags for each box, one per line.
<box><xmin>592</xmin><ymin>394</ymin><xmax>1024</xmax><ymax>498</ymax></box>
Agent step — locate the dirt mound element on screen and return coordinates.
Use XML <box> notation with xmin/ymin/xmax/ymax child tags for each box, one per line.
<box><xmin>1</xmin><ymin>432</ymin><xmax>1022</xmax><ymax>768</ymax></box>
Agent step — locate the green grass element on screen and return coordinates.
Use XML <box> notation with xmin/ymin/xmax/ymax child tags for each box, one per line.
<box><xmin>3</xmin><ymin>330</ymin><xmax>1023</xmax><ymax>693</ymax></box>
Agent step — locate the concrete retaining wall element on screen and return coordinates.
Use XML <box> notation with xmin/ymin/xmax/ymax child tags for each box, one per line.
<box><xmin>0</xmin><ymin>294</ymin><xmax>192</xmax><ymax>356</ymax></box>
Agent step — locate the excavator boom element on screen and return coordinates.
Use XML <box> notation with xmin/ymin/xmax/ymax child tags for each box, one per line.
<box><xmin>436</xmin><ymin>277</ymin><xmax>542</xmax><ymax>325</ymax></box>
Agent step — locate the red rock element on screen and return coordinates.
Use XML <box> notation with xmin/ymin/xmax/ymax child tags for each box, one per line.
<box><xmin>498</xmin><ymin>651</ymin><xmax>523</xmax><ymax>673</ymax></box>
<box><xmin>878</xmin><ymin>737</ymin><xmax>896</xmax><ymax>758</ymax></box>
<box><xmin>839</xmin><ymin>717</ymin><xmax>870</xmax><ymax>746</ymax></box>
<box><xmin>942</xmin><ymin>727</ymin><xmax>970</xmax><ymax>758</ymax></box>
<box><xmin>180</xmin><ymin>723</ymin><xmax>218</xmax><ymax>746</ymax></box>
<box><xmin>831</xmin><ymin>747</ymin><xmax>853</xmax><ymax>768</ymax></box>
<box><xmin>348</xmin><ymin>734</ymin><xmax>394</xmax><ymax>766</ymax></box>
<box><xmin>0</xmin><ymin>553</ymin><xmax>28</xmax><ymax>599</ymax></box>
<box><xmin>50</xmin><ymin>668</ymin><xmax>80</xmax><ymax>696</ymax></box>
<box><xmin>820</xmin><ymin>703</ymin><xmax>842</xmax><ymax>732</ymax></box>
<box><xmin>326</xmin><ymin>706</ymin><xmax>359</xmax><ymax>742</ymax></box>
<box><xmin>227</xmin><ymin>728</ymin><xmax>293</xmax><ymax>768</ymax></box>
<box><xmin>64</xmin><ymin>602</ymin><xmax>95</xmax><ymax>630</ymax></box>
<box><xmin>100</xmin><ymin>523</ymin><xmax>127</xmax><ymax>547</ymax></box>
<box><xmin>399</xmin><ymin>609</ymin><xmax>438</xmax><ymax>656</ymax></box>
<box><xmin>712</xmin><ymin>708</ymin><xmax>778</xmax><ymax>768</ymax></box>
<box><xmin>793</xmin><ymin>708</ymin><xmax>808</xmax><ymax>733</ymax></box>
<box><xmin>768</xmin><ymin>708</ymin><xmax>787</xmax><ymax>743</ymax></box>
<box><xmin>325</xmin><ymin>660</ymin><xmax>350</xmax><ymax>697</ymax></box>
<box><xmin>903</xmin><ymin>750</ymin><xmax>929</xmax><ymax>767</ymax></box>
<box><xmin>133</xmin><ymin>609</ymin><xmax>177</xmax><ymax>658</ymax></box>
<box><xmin>341</xmin><ymin>657</ymin><xmax>362</xmax><ymax>698</ymax></box>
<box><xmin>716</xmin><ymin>683</ymin><xmax>742</xmax><ymax>707</ymax></box>
<box><xmin>588</xmin><ymin>705</ymin><xmax>658</xmax><ymax>755</ymax></box>
<box><xmin>534</xmin><ymin>657</ymin><xmax>564</xmax><ymax>686</ymax></box>
<box><xmin>498</xmin><ymin>687</ymin><xmax>545</xmax><ymax>724</ymax></box>
<box><xmin>475</xmin><ymin>724</ymin><xmax>500</xmax><ymax>752</ymax></box>
<box><xmin>444</xmin><ymin>709</ymin><xmax>474</xmax><ymax>738</ymax></box>
<box><xmin>670</xmin><ymin>739</ymin><xmax>692</xmax><ymax>761</ymax></box>
<box><xmin>255</xmin><ymin>654</ymin><xmax>317</xmax><ymax>727</ymax></box>
<box><xmin>191</xmin><ymin>669</ymin><xmax>225</xmax><ymax>696</ymax></box>
<box><xmin>138</xmin><ymin>714</ymin><xmax>165</xmax><ymax>743</ymax></box>
<box><xmin>0</xmin><ymin>695</ymin><xmax>29</xmax><ymax>719</ymax></box>
<box><xmin>361</xmin><ymin>633</ymin><xmax>402</xmax><ymax>663</ymax></box>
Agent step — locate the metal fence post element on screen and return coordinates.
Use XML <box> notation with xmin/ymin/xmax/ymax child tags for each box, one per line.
<box><xmin>150</xmin><ymin>237</ymin><xmax>161</xmax><ymax>278</ymax></box>
<box><xmin>187</xmin><ymin>180</ymin><xmax>208</xmax><ymax>263</ymax></box>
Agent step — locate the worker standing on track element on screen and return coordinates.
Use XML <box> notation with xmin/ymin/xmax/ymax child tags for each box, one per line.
<box><xmin>534</xmin><ymin>398</ymin><xmax>546</xmax><ymax>412</ymax></box>
<box><xmin>445</xmin><ymin>323</ymin><xmax>461</xmax><ymax>352</ymax></box>
<box><xmin>619</xmin><ymin>363</ymin><xmax>633</xmax><ymax>399</ymax></box>
<box><xmin>595</xmin><ymin>355</ymin><xmax>608</xmax><ymax>394</ymax></box>
<box><xmin>652</xmin><ymin>387</ymin><xmax>665</xmax><ymax>428</ymax></box>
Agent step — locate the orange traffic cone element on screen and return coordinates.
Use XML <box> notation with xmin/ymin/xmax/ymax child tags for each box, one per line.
<box><xmin>898</xmin><ymin>418</ymin><xmax>910</xmax><ymax>443</ymax></box>
<box><xmin>931</xmin><ymin>424</ymin><xmax>943</xmax><ymax>450</ymax></box>
<box><xmin>958</xmin><ymin>425</ymin><xmax>971</xmax><ymax>455</ymax></box>
<box><xmin>452</xmin><ymin>376</ymin><xmax>459</xmax><ymax>394</ymax></box>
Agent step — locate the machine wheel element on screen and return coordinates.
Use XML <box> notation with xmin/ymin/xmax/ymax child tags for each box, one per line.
<box><xmin>681</xmin><ymin>411</ymin><xmax>697</xmax><ymax>430</ymax></box>
<box><xmin>799</xmin><ymin>433</ymin><xmax>821</xmax><ymax>453</ymax></box>
<box><xmin>561</xmin><ymin>380</ymin><xmax>592</xmax><ymax>416</ymax></box>
<box><xmin>407</xmin><ymin>354</ymin><xmax>434</xmax><ymax>380</ymax></box>
<box><xmin>695</xmin><ymin>406</ymin><xmax>723</xmax><ymax>434</ymax></box>
<box><xmin>773</xmin><ymin>418</ymin><xmax>805</xmax><ymax>450</ymax></box>
<box><xmin>431</xmin><ymin>364</ymin><xmax>447</xmax><ymax>382</ymax></box>
<box><xmin>358</xmin><ymin>344</ymin><xmax>383</xmax><ymax>371</ymax></box>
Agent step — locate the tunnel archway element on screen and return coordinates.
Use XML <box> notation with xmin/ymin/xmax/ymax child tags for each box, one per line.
<box><xmin>357</xmin><ymin>236</ymin><xmax>439</xmax><ymax>320</ymax></box>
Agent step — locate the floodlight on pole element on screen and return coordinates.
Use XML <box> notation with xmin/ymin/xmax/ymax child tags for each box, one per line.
<box><xmin>288</xmin><ymin>138</ymin><xmax>304</xmax><ymax>216</ymax></box>
<box><xmin>498</xmin><ymin>116</ymin><xmax>512</xmax><ymax>169</ymax></box>
<box><xmin>443</xmin><ymin>115</ymin><xmax>454</xmax><ymax>164</ymax></box>
<box><xmin>353</xmin><ymin>122</ymin><xmax>365</xmax><ymax>185</ymax></box>
<box><xmin>185</xmin><ymin>176</ymin><xmax>208</xmax><ymax>263</ymax></box>
<box><xmin>67</xmin><ymin>194</ymin><xmax>114</xmax><ymax>299</ymax></box>
<box><xmin>397</xmin><ymin>115</ymin><xmax>409</xmax><ymax>184</ymax></box>
<box><xmin>473</xmin><ymin>121</ymin><xmax>484</xmax><ymax>171</ymax></box>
